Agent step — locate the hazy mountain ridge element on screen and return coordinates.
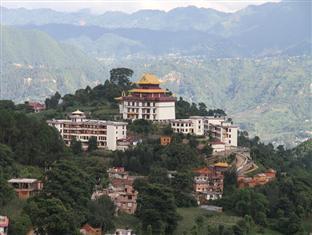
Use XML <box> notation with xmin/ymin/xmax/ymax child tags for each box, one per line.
<box><xmin>3</xmin><ymin>1</ymin><xmax>312</xmax><ymax>57</ymax></box>
<box><xmin>1</xmin><ymin>6</ymin><xmax>228</xmax><ymax>31</ymax></box>
<box><xmin>1</xmin><ymin>26</ymin><xmax>107</xmax><ymax>102</ymax></box>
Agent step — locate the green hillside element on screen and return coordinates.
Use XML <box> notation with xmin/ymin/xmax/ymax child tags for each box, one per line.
<box><xmin>2</xmin><ymin>25</ymin><xmax>311</xmax><ymax>145</ymax></box>
<box><xmin>101</xmin><ymin>56</ymin><xmax>312</xmax><ymax>146</ymax></box>
<box><xmin>1</xmin><ymin>25</ymin><xmax>106</xmax><ymax>102</ymax></box>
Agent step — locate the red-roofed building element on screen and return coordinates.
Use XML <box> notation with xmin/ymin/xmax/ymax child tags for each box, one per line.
<box><xmin>0</xmin><ymin>216</ymin><xmax>9</xmax><ymax>235</ymax></box>
<box><xmin>210</xmin><ymin>141</ymin><xmax>226</xmax><ymax>153</ymax></box>
<box><xmin>8</xmin><ymin>178</ymin><xmax>43</xmax><ymax>200</ymax></box>
<box><xmin>193</xmin><ymin>167</ymin><xmax>224</xmax><ymax>204</ymax></box>
<box><xmin>80</xmin><ymin>224</ymin><xmax>102</xmax><ymax>235</ymax></box>
<box><xmin>26</xmin><ymin>102</ymin><xmax>46</xmax><ymax>113</ymax></box>
<box><xmin>92</xmin><ymin>167</ymin><xmax>139</xmax><ymax>214</ymax></box>
<box><xmin>237</xmin><ymin>169</ymin><xmax>277</xmax><ymax>189</ymax></box>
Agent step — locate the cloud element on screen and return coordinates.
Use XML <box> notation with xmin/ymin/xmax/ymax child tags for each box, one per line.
<box><xmin>1</xmin><ymin>0</ymin><xmax>281</xmax><ymax>14</ymax></box>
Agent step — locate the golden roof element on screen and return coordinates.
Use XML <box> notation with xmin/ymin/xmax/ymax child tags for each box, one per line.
<box><xmin>214</xmin><ymin>162</ymin><xmax>229</xmax><ymax>168</ymax></box>
<box><xmin>72</xmin><ymin>110</ymin><xmax>84</xmax><ymax>115</ymax></box>
<box><xmin>137</xmin><ymin>73</ymin><xmax>161</xmax><ymax>85</ymax></box>
<box><xmin>129</xmin><ymin>88</ymin><xmax>166</xmax><ymax>93</ymax></box>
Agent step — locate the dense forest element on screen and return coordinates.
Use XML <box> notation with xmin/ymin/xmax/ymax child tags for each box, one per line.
<box><xmin>0</xmin><ymin>68</ymin><xmax>311</xmax><ymax>235</ymax></box>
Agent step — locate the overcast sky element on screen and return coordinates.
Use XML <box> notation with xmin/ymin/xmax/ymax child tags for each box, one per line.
<box><xmin>1</xmin><ymin>0</ymin><xmax>280</xmax><ymax>14</ymax></box>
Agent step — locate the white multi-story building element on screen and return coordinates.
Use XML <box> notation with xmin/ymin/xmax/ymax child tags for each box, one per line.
<box><xmin>116</xmin><ymin>73</ymin><xmax>176</xmax><ymax>121</ymax></box>
<box><xmin>47</xmin><ymin>110</ymin><xmax>128</xmax><ymax>151</ymax></box>
<box><xmin>204</xmin><ymin>117</ymin><xmax>238</xmax><ymax>147</ymax></box>
<box><xmin>170</xmin><ymin>117</ymin><xmax>204</xmax><ymax>136</ymax></box>
<box><xmin>172</xmin><ymin>115</ymin><xmax>238</xmax><ymax>147</ymax></box>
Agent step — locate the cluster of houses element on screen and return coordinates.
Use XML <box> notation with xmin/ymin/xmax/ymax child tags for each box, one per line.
<box><xmin>80</xmin><ymin>225</ymin><xmax>134</xmax><ymax>235</ymax></box>
<box><xmin>92</xmin><ymin>167</ymin><xmax>139</xmax><ymax>215</ymax></box>
<box><xmin>237</xmin><ymin>169</ymin><xmax>277</xmax><ymax>189</ymax></box>
<box><xmin>47</xmin><ymin>73</ymin><xmax>238</xmax><ymax>153</ymax></box>
<box><xmin>192</xmin><ymin>162</ymin><xmax>228</xmax><ymax>205</ymax></box>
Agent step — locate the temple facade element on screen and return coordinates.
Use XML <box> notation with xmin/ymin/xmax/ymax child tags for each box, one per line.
<box><xmin>116</xmin><ymin>73</ymin><xmax>176</xmax><ymax>121</ymax></box>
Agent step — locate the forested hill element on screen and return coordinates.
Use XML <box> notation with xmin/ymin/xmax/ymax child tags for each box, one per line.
<box><xmin>0</xmin><ymin>95</ymin><xmax>311</xmax><ymax>234</ymax></box>
<box><xmin>1</xmin><ymin>25</ymin><xmax>105</xmax><ymax>102</ymax></box>
<box><xmin>102</xmin><ymin>56</ymin><xmax>312</xmax><ymax>146</ymax></box>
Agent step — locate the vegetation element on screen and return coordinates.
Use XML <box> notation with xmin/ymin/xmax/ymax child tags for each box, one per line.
<box><xmin>215</xmin><ymin>134</ymin><xmax>312</xmax><ymax>234</ymax></box>
<box><xmin>102</xmin><ymin>55</ymin><xmax>312</xmax><ymax>145</ymax></box>
<box><xmin>0</xmin><ymin>70</ymin><xmax>311</xmax><ymax>234</ymax></box>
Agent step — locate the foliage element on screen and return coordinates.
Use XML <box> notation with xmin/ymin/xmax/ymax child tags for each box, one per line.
<box><xmin>176</xmin><ymin>97</ymin><xmax>226</xmax><ymax>119</ymax></box>
<box><xmin>110</xmin><ymin>68</ymin><xmax>134</xmax><ymax>90</ymax></box>
<box><xmin>128</xmin><ymin>119</ymin><xmax>154</xmax><ymax>135</ymax></box>
<box><xmin>0</xmin><ymin>109</ymin><xmax>65</xmax><ymax>167</ymax></box>
<box><xmin>0</xmin><ymin>144</ymin><xmax>16</xmax><ymax>178</ymax></box>
<box><xmin>45</xmin><ymin>92</ymin><xmax>61</xmax><ymax>109</ymax></box>
<box><xmin>160</xmin><ymin>143</ymin><xmax>204</xmax><ymax>171</ymax></box>
<box><xmin>8</xmin><ymin>213</ymin><xmax>32</xmax><ymax>235</ymax></box>
<box><xmin>135</xmin><ymin>182</ymin><xmax>179</xmax><ymax>234</ymax></box>
<box><xmin>70</xmin><ymin>138</ymin><xmax>83</xmax><ymax>155</ymax></box>
<box><xmin>87</xmin><ymin>136</ymin><xmax>98</xmax><ymax>152</ymax></box>
<box><xmin>42</xmin><ymin>160</ymin><xmax>94</xmax><ymax>223</ymax></box>
<box><xmin>0</xmin><ymin>175</ymin><xmax>15</xmax><ymax>207</ymax></box>
<box><xmin>221</xmin><ymin>137</ymin><xmax>312</xmax><ymax>234</ymax></box>
<box><xmin>86</xmin><ymin>195</ymin><xmax>116</xmax><ymax>231</ymax></box>
<box><xmin>25</xmin><ymin>196</ymin><xmax>79</xmax><ymax>235</ymax></box>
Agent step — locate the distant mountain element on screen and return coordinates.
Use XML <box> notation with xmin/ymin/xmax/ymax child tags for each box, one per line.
<box><xmin>1</xmin><ymin>26</ymin><xmax>107</xmax><ymax>102</ymax></box>
<box><xmin>7</xmin><ymin>1</ymin><xmax>310</xmax><ymax>58</ymax></box>
<box><xmin>20</xmin><ymin>24</ymin><xmax>241</xmax><ymax>57</ymax></box>
<box><xmin>1</xmin><ymin>2</ymin><xmax>311</xmax><ymax>145</ymax></box>
<box><xmin>1</xmin><ymin>6</ymin><xmax>227</xmax><ymax>31</ymax></box>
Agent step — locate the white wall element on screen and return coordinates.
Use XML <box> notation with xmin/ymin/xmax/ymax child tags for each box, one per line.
<box><xmin>156</xmin><ymin>102</ymin><xmax>175</xmax><ymax>120</ymax></box>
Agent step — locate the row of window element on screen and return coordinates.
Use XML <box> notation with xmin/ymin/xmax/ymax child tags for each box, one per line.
<box><xmin>127</xmin><ymin>108</ymin><xmax>156</xmax><ymax>113</ymax></box>
<box><xmin>126</xmin><ymin>101</ymin><xmax>155</xmax><ymax>107</ymax></box>
<box><xmin>171</xmin><ymin>122</ymin><xmax>192</xmax><ymax>127</ymax></box>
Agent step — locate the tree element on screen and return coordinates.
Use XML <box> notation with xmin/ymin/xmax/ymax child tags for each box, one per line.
<box><xmin>129</xmin><ymin>119</ymin><xmax>154</xmax><ymax>135</ymax></box>
<box><xmin>43</xmin><ymin>160</ymin><xmax>94</xmax><ymax>223</ymax></box>
<box><xmin>88</xmin><ymin>136</ymin><xmax>98</xmax><ymax>152</ymax></box>
<box><xmin>45</xmin><ymin>92</ymin><xmax>61</xmax><ymax>109</ymax></box>
<box><xmin>161</xmin><ymin>143</ymin><xmax>203</xmax><ymax>170</ymax></box>
<box><xmin>198</xmin><ymin>102</ymin><xmax>208</xmax><ymax>116</ymax></box>
<box><xmin>148</xmin><ymin>167</ymin><xmax>169</xmax><ymax>185</ymax></box>
<box><xmin>86</xmin><ymin>195</ymin><xmax>115</xmax><ymax>231</ymax></box>
<box><xmin>146</xmin><ymin>225</ymin><xmax>153</xmax><ymax>235</ymax></box>
<box><xmin>135</xmin><ymin>183</ymin><xmax>179</xmax><ymax>234</ymax></box>
<box><xmin>8</xmin><ymin>213</ymin><xmax>31</xmax><ymax>235</ymax></box>
<box><xmin>0</xmin><ymin>144</ymin><xmax>16</xmax><ymax>178</ymax></box>
<box><xmin>71</xmin><ymin>138</ymin><xmax>83</xmax><ymax>155</ymax></box>
<box><xmin>162</xmin><ymin>125</ymin><xmax>173</xmax><ymax>135</ymax></box>
<box><xmin>110</xmin><ymin>68</ymin><xmax>134</xmax><ymax>90</ymax></box>
<box><xmin>25</xmin><ymin>197</ymin><xmax>79</xmax><ymax>235</ymax></box>
<box><xmin>0</xmin><ymin>110</ymin><xmax>65</xmax><ymax>167</ymax></box>
<box><xmin>0</xmin><ymin>175</ymin><xmax>15</xmax><ymax>207</ymax></box>
<box><xmin>195</xmin><ymin>216</ymin><xmax>204</xmax><ymax>234</ymax></box>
